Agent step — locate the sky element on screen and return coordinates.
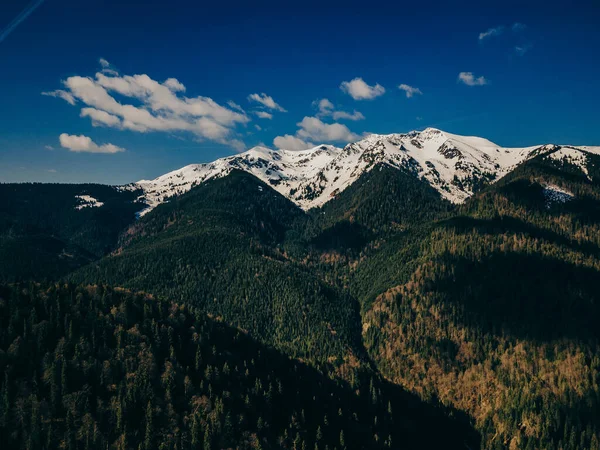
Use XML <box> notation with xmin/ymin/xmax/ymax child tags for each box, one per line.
<box><xmin>0</xmin><ymin>0</ymin><xmax>599</xmax><ymax>184</ymax></box>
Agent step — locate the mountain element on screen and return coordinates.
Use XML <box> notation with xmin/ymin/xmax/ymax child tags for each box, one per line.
<box><xmin>0</xmin><ymin>282</ymin><xmax>478</xmax><ymax>450</ymax></box>
<box><xmin>2</xmin><ymin>129</ymin><xmax>600</xmax><ymax>450</ymax></box>
<box><xmin>0</xmin><ymin>183</ymin><xmax>144</xmax><ymax>282</ymax></box>
<box><xmin>132</xmin><ymin>128</ymin><xmax>600</xmax><ymax>216</ymax></box>
<box><xmin>70</xmin><ymin>171</ymin><xmax>365</xmax><ymax>368</ymax></box>
<box><xmin>358</xmin><ymin>149</ymin><xmax>600</xmax><ymax>449</ymax></box>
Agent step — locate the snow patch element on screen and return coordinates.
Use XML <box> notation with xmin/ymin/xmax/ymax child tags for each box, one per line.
<box><xmin>75</xmin><ymin>195</ymin><xmax>104</xmax><ymax>210</ymax></box>
<box><xmin>542</xmin><ymin>184</ymin><xmax>574</xmax><ymax>208</ymax></box>
<box><xmin>131</xmin><ymin>129</ymin><xmax>597</xmax><ymax>215</ymax></box>
<box><xmin>545</xmin><ymin>147</ymin><xmax>591</xmax><ymax>180</ymax></box>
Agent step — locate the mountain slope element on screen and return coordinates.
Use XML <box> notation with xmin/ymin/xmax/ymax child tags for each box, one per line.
<box><xmin>0</xmin><ymin>183</ymin><xmax>144</xmax><ymax>282</ymax></box>
<box><xmin>132</xmin><ymin>128</ymin><xmax>600</xmax><ymax>216</ymax></box>
<box><xmin>2</xmin><ymin>130</ymin><xmax>600</xmax><ymax>450</ymax></box>
<box><xmin>0</xmin><ymin>282</ymin><xmax>479</xmax><ymax>450</ymax></box>
<box><xmin>71</xmin><ymin>171</ymin><xmax>364</xmax><ymax>367</ymax></box>
<box><xmin>358</xmin><ymin>149</ymin><xmax>600</xmax><ymax>450</ymax></box>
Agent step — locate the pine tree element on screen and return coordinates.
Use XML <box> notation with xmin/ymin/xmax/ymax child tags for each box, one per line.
<box><xmin>191</xmin><ymin>413</ymin><xmax>202</xmax><ymax>448</ymax></box>
<box><xmin>203</xmin><ymin>427</ymin><xmax>211</xmax><ymax>450</ymax></box>
<box><xmin>0</xmin><ymin>373</ymin><xmax>8</xmax><ymax>428</ymax></box>
<box><xmin>145</xmin><ymin>401</ymin><xmax>153</xmax><ymax>450</ymax></box>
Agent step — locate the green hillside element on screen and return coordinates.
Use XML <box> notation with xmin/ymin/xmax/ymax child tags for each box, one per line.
<box><xmin>0</xmin><ymin>282</ymin><xmax>477</xmax><ymax>450</ymax></box>
<box><xmin>0</xmin><ymin>183</ymin><xmax>143</xmax><ymax>282</ymax></box>
<box><xmin>2</xmin><ymin>148</ymin><xmax>600</xmax><ymax>449</ymax></box>
<box><xmin>359</xmin><ymin>150</ymin><xmax>600</xmax><ymax>449</ymax></box>
<box><xmin>70</xmin><ymin>171</ymin><xmax>363</xmax><ymax>366</ymax></box>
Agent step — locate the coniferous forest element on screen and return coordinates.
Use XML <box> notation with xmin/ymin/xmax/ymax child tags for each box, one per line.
<box><xmin>0</xmin><ymin>148</ymin><xmax>599</xmax><ymax>449</ymax></box>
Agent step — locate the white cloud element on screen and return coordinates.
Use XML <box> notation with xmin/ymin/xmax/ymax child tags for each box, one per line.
<box><xmin>247</xmin><ymin>93</ymin><xmax>286</xmax><ymax>112</ymax></box>
<box><xmin>59</xmin><ymin>133</ymin><xmax>125</xmax><ymax>154</ymax></box>
<box><xmin>227</xmin><ymin>100</ymin><xmax>245</xmax><ymax>112</ymax></box>
<box><xmin>41</xmin><ymin>89</ymin><xmax>76</xmax><ymax>105</ymax></box>
<box><xmin>458</xmin><ymin>72</ymin><xmax>489</xmax><ymax>86</ymax></box>
<box><xmin>273</xmin><ymin>134</ymin><xmax>313</xmax><ymax>151</ymax></box>
<box><xmin>515</xmin><ymin>44</ymin><xmax>533</xmax><ymax>56</ymax></box>
<box><xmin>47</xmin><ymin>169</ymin><xmax>57</xmax><ymax>173</ymax></box>
<box><xmin>163</xmin><ymin>78</ymin><xmax>186</xmax><ymax>92</ymax></box>
<box><xmin>254</xmin><ymin>124</ymin><xmax>262</xmax><ymax>131</ymax></box>
<box><xmin>80</xmin><ymin>108</ymin><xmax>122</xmax><ymax>127</ymax></box>
<box><xmin>273</xmin><ymin>114</ymin><xmax>360</xmax><ymax>151</ymax></box>
<box><xmin>296</xmin><ymin>116</ymin><xmax>359</xmax><ymax>142</ymax></box>
<box><xmin>98</xmin><ymin>58</ymin><xmax>119</xmax><ymax>76</ymax></box>
<box><xmin>314</xmin><ymin>98</ymin><xmax>334</xmax><ymax>116</ymax></box>
<box><xmin>512</xmin><ymin>23</ymin><xmax>526</xmax><ymax>32</ymax></box>
<box><xmin>314</xmin><ymin>98</ymin><xmax>364</xmax><ymax>121</ymax></box>
<box><xmin>254</xmin><ymin>111</ymin><xmax>273</xmax><ymax>119</ymax></box>
<box><xmin>332</xmin><ymin>110</ymin><xmax>365</xmax><ymax>121</ymax></box>
<box><xmin>226</xmin><ymin>139</ymin><xmax>246</xmax><ymax>153</ymax></box>
<box><xmin>44</xmin><ymin>145</ymin><xmax>54</xmax><ymax>150</ymax></box>
<box><xmin>479</xmin><ymin>26</ymin><xmax>504</xmax><ymax>41</ymax></box>
<box><xmin>340</xmin><ymin>77</ymin><xmax>385</xmax><ymax>100</ymax></box>
<box><xmin>398</xmin><ymin>84</ymin><xmax>423</xmax><ymax>98</ymax></box>
<box><xmin>43</xmin><ymin>60</ymin><xmax>250</xmax><ymax>151</ymax></box>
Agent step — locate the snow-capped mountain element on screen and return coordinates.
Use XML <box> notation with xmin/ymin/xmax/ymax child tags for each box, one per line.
<box><xmin>132</xmin><ymin>128</ymin><xmax>600</xmax><ymax>215</ymax></box>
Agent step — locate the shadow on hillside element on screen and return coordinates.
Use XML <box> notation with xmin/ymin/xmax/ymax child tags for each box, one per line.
<box><xmin>310</xmin><ymin>220</ymin><xmax>374</xmax><ymax>251</ymax></box>
<box><xmin>430</xmin><ymin>250</ymin><xmax>600</xmax><ymax>342</ymax></box>
<box><xmin>0</xmin><ymin>282</ymin><xmax>480</xmax><ymax>450</ymax></box>
<box><xmin>492</xmin><ymin>173</ymin><xmax>600</xmax><ymax>225</ymax></box>
<box><xmin>438</xmin><ymin>215</ymin><xmax>600</xmax><ymax>259</ymax></box>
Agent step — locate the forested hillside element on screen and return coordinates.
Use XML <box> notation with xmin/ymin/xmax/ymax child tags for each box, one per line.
<box><xmin>2</xmin><ymin>146</ymin><xmax>600</xmax><ymax>449</ymax></box>
<box><xmin>360</xmin><ymin>150</ymin><xmax>600</xmax><ymax>449</ymax></box>
<box><xmin>71</xmin><ymin>171</ymin><xmax>364</xmax><ymax>367</ymax></box>
<box><xmin>0</xmin><ymin>184</ymin><xmax>143</xmax><ymax>282</ymax></box>
<box><xmin>0</xmin><ymin>282</ymin><xmax>477</xmax><ymax>450</ymax></box>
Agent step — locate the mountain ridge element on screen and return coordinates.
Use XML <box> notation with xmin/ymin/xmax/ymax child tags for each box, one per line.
<box><xmin>132</xmin><ymin>128</ymin><xmax>600</xmax><ymax>216</ymax></box>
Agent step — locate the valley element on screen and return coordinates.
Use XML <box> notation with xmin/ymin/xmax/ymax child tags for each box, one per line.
<box><xmin>1</xmin><ymin>130</ymin><xmax>599</xmax><ymax>449</ymax></box>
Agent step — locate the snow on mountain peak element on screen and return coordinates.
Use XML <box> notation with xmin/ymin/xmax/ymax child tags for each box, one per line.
<box><xmin>132</xmin><ymin>130</ymin><xmax>599</xmax><ymax>216</ymax></box>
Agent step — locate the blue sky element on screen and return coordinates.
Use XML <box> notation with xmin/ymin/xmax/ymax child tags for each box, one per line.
<box><xmin>0</xmin><ymin>0</ymin><xmax>599</xmax><ymax>184</ymax></box>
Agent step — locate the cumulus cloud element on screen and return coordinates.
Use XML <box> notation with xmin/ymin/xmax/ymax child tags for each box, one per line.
<box><xmin>398</xmin><ymin>84</ymin><xmax>423</xmax><ymax>98</ymax></box>
<box><xmin>42</xmin><ymin>59</ymin><xmax>250</xmax><ymax>151</ymax></box>
<box><xmin>314</xmin><ymin>98</ymin><xmax>365</xmax><ymax>121</ymax></box>
<box><xmin>314</xmin><ymin>98</ymin><xmax>334</xmax><ymax>116</ymax></box>
<box><xmin>227</xmin><ymin>100</ymin><xmax>245</xmax><ymax>112</ymax></box>
<box><xmin>59</xmin><ymin>133</ymin><xmax>125</xmax><ymax>154</ymax></box>
<box><xmin>273</xmin><ymin>134</ymin><xmax>313</xmax><ymax>151</ymax></box>
<box><xmin>254</xmin><ymin>111</ymin><xmax>273</xmax><ymax>119</ymax></box>
<box><xmin>80</xmin><ymin>108</ymin><xmax>122</xmax><ymax>127</ymax></box>
<box><xmin>98</xmin><ymin>58</ymin><xmax>119</xmax><ymax>76</ymax></box>
<box><xmin>41</xmin><ymin>89</ymin><xmax>76</xmax><ymax>105</ymax></box>
<box><xmin>296</xmin><ymin>116</ymin><xmax>359</xmax><ymax>142</ymax></box>
<box><xmin>247</xmin><ymin>93</ymin><xmax>286</xmax><ymax>112</ymax></box>
<box><xmin>478</xmin><ymin>26</ymin><xmax>504</xmax><ymax>41</ymax></box>
<box><xmin>340</xmin><ymin>77</ymin><xmax>385</xmax><ymax>100</ymax></box>
<box><xmin>273</xmin><ymin>114</ymin><xmax>360</xmax><ymax>151</ymax></box>
<box><xmin>163</xmin><ymin>78</ymin><xmax>186</xmax><ymax>92</ymax></box>
<box><xmin>332</xmin><ymin>110</ymin><xmax>365</xmax><ymax>121</ymax></box>
<box><xmin>458</xmin><ymin>72</ymin><xmax>489</xmax><ymax>86</ymax></box>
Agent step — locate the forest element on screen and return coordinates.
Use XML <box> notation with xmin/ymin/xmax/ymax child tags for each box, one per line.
<box><xmin>0</xmin><ymin>146</ymin><xmax>599</xmax><ymax>449</ymax></box>
<box><xmin>0</xmin><ymin>283</ymin><xmax>475</xmax><ymax>449</ymax></box>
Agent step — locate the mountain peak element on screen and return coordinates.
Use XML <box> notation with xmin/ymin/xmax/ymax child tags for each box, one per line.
<box><xmin>133</xmin><ymin>131</ymin><xmax>600</xmax><ymax>216</ymax></box>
